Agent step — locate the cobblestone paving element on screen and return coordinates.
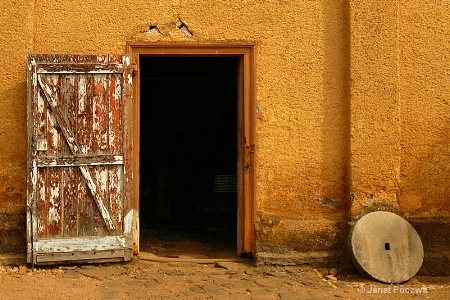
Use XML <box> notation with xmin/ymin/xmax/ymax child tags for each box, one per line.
<box><xmin>0</xmin><ymin>260</ymin><xmax>449</xmax><ymax>299</ymax></box>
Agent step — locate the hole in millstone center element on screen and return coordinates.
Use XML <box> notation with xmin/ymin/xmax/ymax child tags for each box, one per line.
<box><xmin>385</xmin><ymin>243</ymin><xmax>390</xmax><ymax>250</ymax></box>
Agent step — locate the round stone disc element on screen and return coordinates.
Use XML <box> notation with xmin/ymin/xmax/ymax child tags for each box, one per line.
<box><xmin>349</xmin><ymin>211</ymin><xmax>423</xmax><ymax>283</ymax></box>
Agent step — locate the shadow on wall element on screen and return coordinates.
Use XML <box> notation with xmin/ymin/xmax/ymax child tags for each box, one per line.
<box><xmin>320</xmin><ymin>0</ymin><xmax>351</xmax><ymax>212</ymax></box>
<box><xmin>400</xmin><ymin>136</ymin><xmax>450</xmax><ymax>216</ymax></box>
<box><xmin>0</xmin><ymin>212</ymin><xmax>26</xmax><ymax>254</ymax></box>
<box><xmin>400</xmin><ymin>117</ymin><xmax>450</xmax><ymax>275</ymax></box>
<box><xmin>0</xmin><ymin>81</ymin><xmax>28</xmax><ymax>207</ymax></box>
<box><xmin>0</xmin><ymin>81</ymin><xmax>32</xmax><ymax>255</ymax></box>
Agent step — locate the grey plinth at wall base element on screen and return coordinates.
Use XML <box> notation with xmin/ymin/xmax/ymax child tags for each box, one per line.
<box><xmin>349</xmin><ymin>211</ymin><xmax>423</xmax><ymax>284</ymax></box>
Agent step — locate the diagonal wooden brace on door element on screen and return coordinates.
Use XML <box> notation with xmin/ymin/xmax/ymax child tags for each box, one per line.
<box><xmin>37</xmin><ymin>74</ymin><xmax>116</xmax><ymax>232</ymax></box>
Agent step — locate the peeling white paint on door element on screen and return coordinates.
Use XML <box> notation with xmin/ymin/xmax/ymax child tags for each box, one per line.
<box><xmin>27</xmin><ymin>54</ymin><xmax>133</xmax><ymax>265</ymax></box>
<box><xmin>123</xmin><ymin>209</ymin><xmax>134</xmax><ymax>235</ymax></box>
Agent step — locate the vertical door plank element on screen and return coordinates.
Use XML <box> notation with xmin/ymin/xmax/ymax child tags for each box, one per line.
<box><xmin>108</xmin><ymin>165</ymin><xmax>123</xmax><ymax>234</ymax></box>
<box><xmin>36</xmin><ymin>168</ymin><xmax>48</xmax><ymax>238</ymax></box>
<box><xmin>62</xmin><ymin>75</ymin><xmax>79</xmax><ymax>237</ymax></box>
<box><xmin>92</xmin><ymin>75</ymin><xmax>109</xmax><ymax>153</ymax></box>
<box><xmin>59</xmin><ymin>75</ymin><xmax>77</xmax><ymax>155</ymax></box>
<box><xmin>77</xmin><ymin>167</ymin><xmax>92</xmax><ymax>236</ymax></box>
<box><xmin>108</xmin><ymin>73</ymin><xmax>123</xmax><ymax>235</ymax></box>
<box><xmin>108</xmin><ymin>74</ymin><xmax>122</xmax><ymax>154</ymax></box>
<box><xmin>63</xmin><ymin>167</ymin><xmax>78</xmax><ymax>237</ymax></box>
<box><xmin>45</xmin><ymin>75</ymin><xmax>63</xmax><ymax>237</ymax></box>
<box><xmin>92</xmin><ymin>74</ymin><xmax>110</xmax><ymax>236</ymax></box>
<box><xmin>79</xmin><ymin>75</ymin><xmax>94</xmax><ymax>155</ymax></box>
<box><xmin>34</xmin><ymin>79</ymin><xmax>48</xmax><ymax>239</ymax></box>
<box><xmin>77</xmin><ymin>75</ymin><xmax>94</xmax><ymax>236</ymax></box>
<box><xmin>47</xmin><ymin>168</ymin><xmax>62</xmax><ymax>237</ymax></box>
<box><xmin>58</xmin><ymin>75</ymin><xmax>69</xmax><ymax>236</ymax></box>
<box><xmin>92</xmin><ymin>167</ymin><xmax>109</xmax><ymax>236</ymax></box>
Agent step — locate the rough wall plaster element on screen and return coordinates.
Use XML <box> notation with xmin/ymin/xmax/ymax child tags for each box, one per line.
<box><xmin>0</xmin><ymin>0</ymin><xmax>34</xmax><ymax>214</ymax></box>
<box><xmin>398</xmin><ymin>1</ymin><xmax>450</xmax><ymax>217</ymax></box>
<box><xmin>30</xmin><ymin>0</ymin><xmax>350</xmax><ymax>221</ymax></box>
<box><xmin>349</xmin><ymin>0</ymin><xmax>402</xmax><ymax>218</ymax></box>
<box><xmin>0</xmin><ymin>0</ymin><xmax>448</xmax><ymax>261</ymax></box>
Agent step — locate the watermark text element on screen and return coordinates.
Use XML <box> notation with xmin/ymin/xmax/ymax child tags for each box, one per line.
<box><xmin>358</xmin><ymin>285</ymin><xmax>428</xmax><ymax>294</ymax></box>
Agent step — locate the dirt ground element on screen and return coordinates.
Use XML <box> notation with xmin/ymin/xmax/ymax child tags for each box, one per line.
<box><xmin>4</xmin><ymin>228</ymin><xmax>448</xmax><ymax>299</ymax></box>
<box><xmin>0</xmin><ymin>257</ymin><xmax>449</xmax><ymax>300</ymax></box>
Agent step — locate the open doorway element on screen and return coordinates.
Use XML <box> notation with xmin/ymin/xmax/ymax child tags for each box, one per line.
<box><xmin>139</xmin><ymin>56</ymin><xmax>239</xmax><ymax>258</ymax></box>
<box><xmin>127</xmin><ymin>43</ymin><xmax>256</xmax><ymax>258</ymax></box>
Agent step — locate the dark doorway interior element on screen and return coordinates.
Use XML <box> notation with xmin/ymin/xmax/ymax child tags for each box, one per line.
<box><xmin>139</xmin><ymin>57</ymin><xmax>238</xmax><ymax>258</ymax></box>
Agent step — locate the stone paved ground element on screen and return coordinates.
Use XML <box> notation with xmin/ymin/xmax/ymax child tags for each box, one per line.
<box><xmin>0</xmin><ymin>259</ymin><xmax>449</xmax><ymax>299</ymax></box>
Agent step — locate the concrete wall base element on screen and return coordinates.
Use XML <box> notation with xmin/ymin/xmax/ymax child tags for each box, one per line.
<box><xmin>254</xmin><ymin>250</ymin><xmax>349</xmax><ymax>267</ymax></box>
<box><xmin>0</xmin><ymin>212</ymin><xmax>26</xmax><ymax>254</ymax></box>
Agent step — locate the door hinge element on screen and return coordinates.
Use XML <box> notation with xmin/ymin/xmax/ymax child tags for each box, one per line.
<box><xmin>245</xmin><ymin>144</ymin><xmax>255</xmax><ymax>153</ymax></box>
<box><xmin>130</xmin><ymin>63</ymin><xmax>138</xmax><ymax>77</ymax></box>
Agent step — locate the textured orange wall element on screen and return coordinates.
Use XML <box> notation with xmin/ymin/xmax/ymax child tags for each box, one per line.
<box><xmin>0</xmin><ymin>0</ymin><xmax>449</xmax><ymax>262</ymax></box>
<box><xmin>349</xmin><ymin>0</ymin><xmax>402</xmax><ymax>219</ymax></box>
<box><xmin>399</xmin><ymin>1</ymin><xmax>450</xmax><ymax>218</ymax></box>
<box><xmin>0</xmin><ymin>0</ymin><xmax>34</xmax><ymax>254</ymax></box>
<box><xmin>349</xmin><ymin>0</ymin><xmax>450</xmax><ymax>220</ymax></box>
<box><xmin>0</xmin><ymin>0</ymin><xmax>34</xmax><ymax>214</ymax></box>
<box><xmin>32</xmin><ymin>1</ymin><xmax>350</xmax><ymax>217</ymax></box>
<box><xmin>29</xmin><ymin>0</ymin><xmax>350</xmax><ymax>263</ymax></box>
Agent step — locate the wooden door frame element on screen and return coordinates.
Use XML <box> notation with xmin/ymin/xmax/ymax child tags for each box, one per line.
<box><xmin>126</xmin><ymin>43</ymin><xmax>256</xmax><ymax>255</ymax></box>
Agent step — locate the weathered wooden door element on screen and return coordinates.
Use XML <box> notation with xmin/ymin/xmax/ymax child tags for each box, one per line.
<box><xmin>26</xmin><ymin>55</ymin><xmax>133</xmax><ymax>265</ymax></box>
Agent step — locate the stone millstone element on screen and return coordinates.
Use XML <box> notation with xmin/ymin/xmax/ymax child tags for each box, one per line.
<box><xmin>349</xmin><ymin>211</ymin><xmax>423</xmax><ymax>283</ymax></box>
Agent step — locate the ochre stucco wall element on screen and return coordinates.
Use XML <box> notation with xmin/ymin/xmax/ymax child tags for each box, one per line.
<box><xmin>0</xmin><ymin>0</ymin><xmax>34</xmax><ymax>254</ymax></box>
<box><xmin>30</xmin><ymin>0</ymin><xmax>351</xmax><ymax>263</ymax></box>
<box><xmin>349</xmin><ymin>0</ymin><xmax>402</xmax><ymax>219</ymax></box>
<box><xmin>0</xmin><ymin>0</ymin><xmax>448</xmax><ymax>265</ymax></box>
<box><xmin>349</xmin><ymin>0</ymin><xmax>450</xmax><ymax>221</ymax></box>
<box><xmin>398</xmin><ymin>1</ymin><xmax>450</xmax><ymax>218</ymax></box>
